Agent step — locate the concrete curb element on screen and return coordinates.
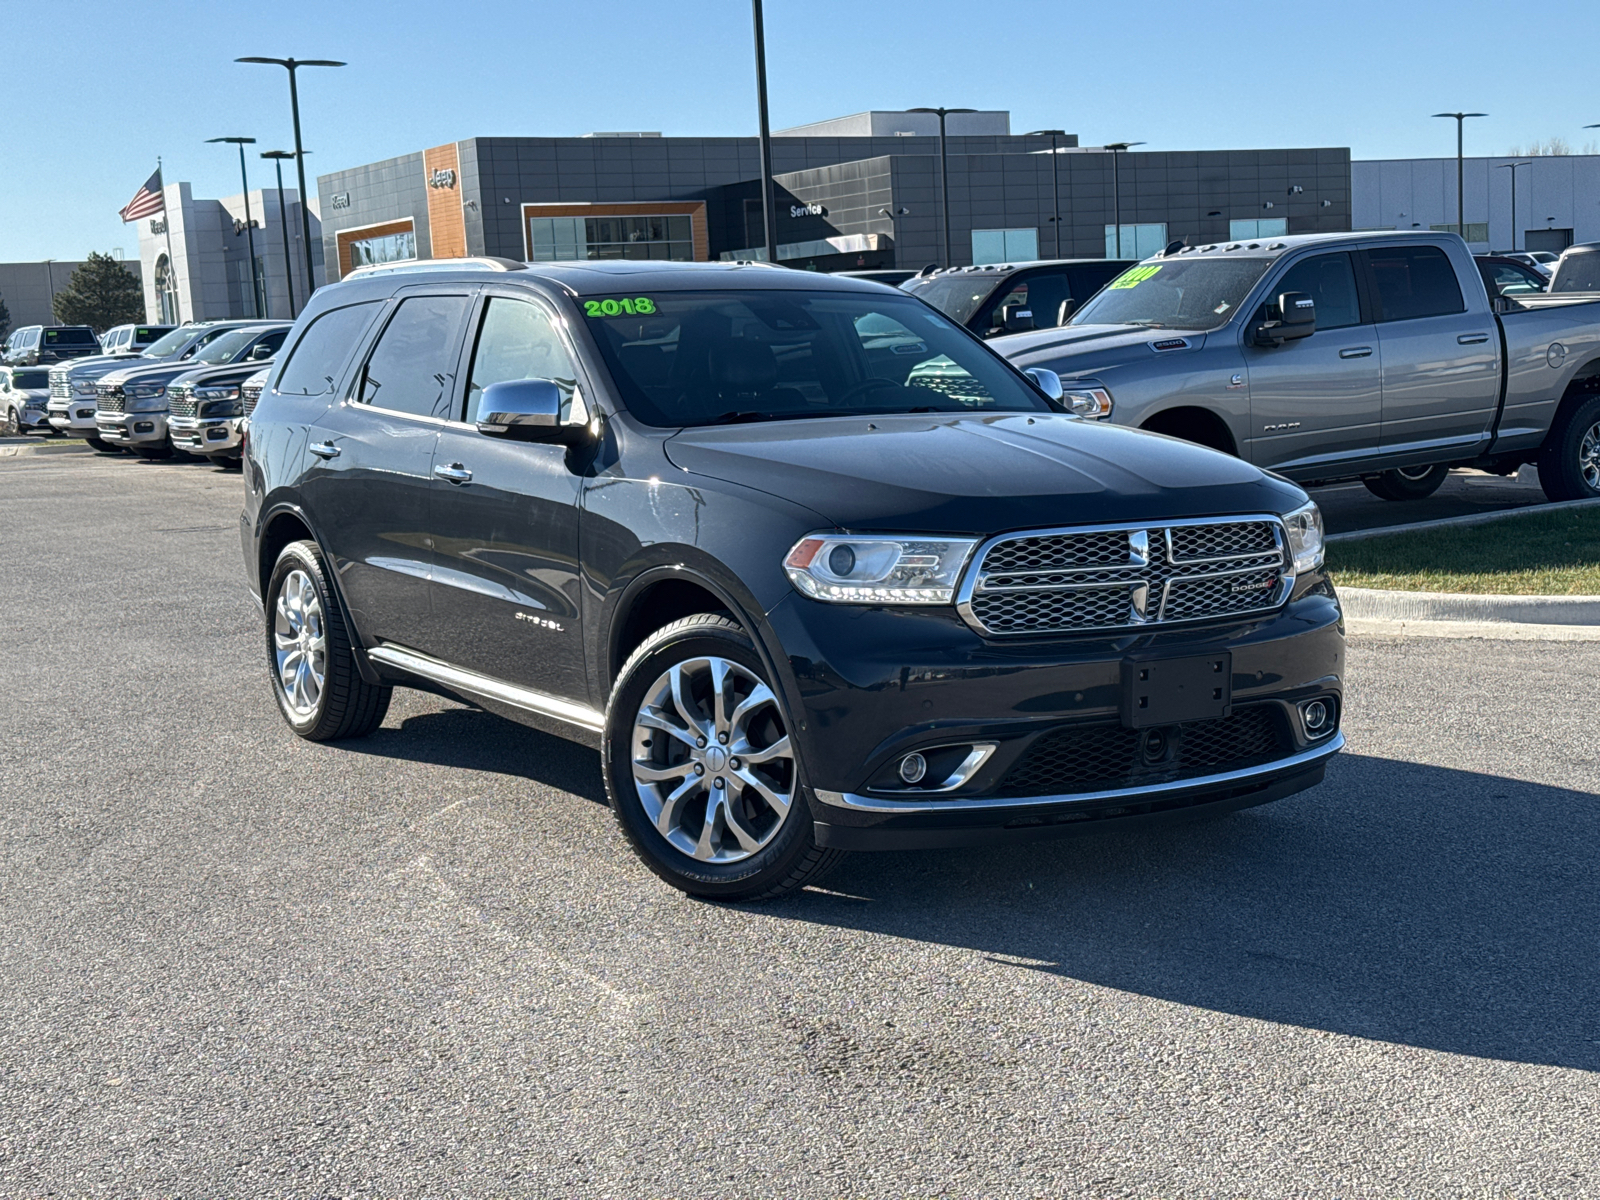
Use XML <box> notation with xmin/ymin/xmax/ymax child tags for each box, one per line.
<box><xmin>1338</xmin><ymin>586</ymin><xmax>1600</xmax><ymax>626</ymax></box>
<box><xmin>1347</xmin><ymin>617</ymin><xmax>1600</xmax><ymax>642</ymax></box>
<box><xmin>1326</xmin><ymin>496</ymin><xmax>1600</xmax><ymax>543</ymax></box>
<box><xmin>0</xmin><ymin>441</ymin><xmax>94</xmax><ymax>459</ymax></box>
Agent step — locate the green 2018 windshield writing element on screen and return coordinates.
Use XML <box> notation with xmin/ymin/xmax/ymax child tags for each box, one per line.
<box><xmin>584</xmin><ymin>297</ymin><xmax>657</xmax><ymax>317</ymax></box>
<box><xmin>1108</xmin><ymin>265</ymin><xmax>1162</xmax><ymax>289</ymax></box>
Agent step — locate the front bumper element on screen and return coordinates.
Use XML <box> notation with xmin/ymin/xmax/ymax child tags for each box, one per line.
<box><xmin>96</xmin><ymin>410</ymin><xmax>168</xmax><ymax>447</ymax></box>
<box><xmin>12</xmin><ymin>403</ymin><xmax>50</xmax><ymax>429</ymax></box>
<box><xmin>48</xmin><ymin>399</ymin><xmax>100</xmax><ymax>433</ymax></box>
<box><xmin>766</xmin><ymin>581</ymin><xmax>1345</xmax><ymax>850</ymax></box>
<box><xmin>169</xmin><ymin>416</ymin><xmax>242</xmax><ymax>457</ymax></box>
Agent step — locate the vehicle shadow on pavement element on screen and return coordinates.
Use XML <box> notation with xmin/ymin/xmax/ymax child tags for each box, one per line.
<box><xmin>782</xmin><ymin>753</ymin><xmax>1600</xmax><ymax>1072</ymax></box>
<box><xmin>340</xmin><ymin>706</ymin><xmax>609</xmax><ymax>806</ymax></box>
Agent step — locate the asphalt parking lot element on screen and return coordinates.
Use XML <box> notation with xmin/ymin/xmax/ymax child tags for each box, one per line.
<box><xmin>2</xmin><ymin>451</ymin><xmax>1598</xmax><ymax>1198</ymax></box>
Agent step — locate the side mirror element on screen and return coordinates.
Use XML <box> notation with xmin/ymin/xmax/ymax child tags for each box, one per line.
<box><xmin>1056</xmin><ymin>298</ymin><xmax>1079</xmax><ymax>325</ymax></box>
<box><xmin>1252</xmin><ymin>291</ymin><xmax>1317</xmax><ymax>346</ymax></box>
<box><xmin>250</xmin><ymin>343</ymin><xmax>275</xmax><ymax>361</ymax></box>
<box><xmin>477</xmin><ymin>377</ymin><xmax>585</xmax><ymax>444</ymax></box>
<box><xmin>1022</xmin><ymin>367</ymin><xmax>1064</xmax><ymax>401</ymax></box>
<box><xmin>1001</xmin><ymin>303</ymin><xmax>1036</xmax><ymax>334</ymax></box>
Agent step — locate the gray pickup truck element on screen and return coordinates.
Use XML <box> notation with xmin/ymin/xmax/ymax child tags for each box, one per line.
<box><xmin>997</xmin><ymin>231</ymin><xmax>1600</xmax><ymax>502</ymax></box>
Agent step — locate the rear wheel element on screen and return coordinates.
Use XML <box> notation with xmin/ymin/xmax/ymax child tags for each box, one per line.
<box><xmin>265</xmin><ymin>539</ymin><xmax>391</xmax><ymax>741</ymax></box>
<box><xmin>1537</xmin><ymin>395</ymin><xmax>1600</xmax><ymax>501</ymax></box>
<box><xmin>1363</xmin><ymin>463</ymin><xmax>1449</xmax><ymax>501</ymax></box>
<box><xmin>85</xmin><ymin>436</ymin><xmax>121</xmax><ymax>454</ymax></box>
<box><xmin>134</xmin><ymin>443</ymin><xmax>174</xmax><ymax>460</ymax></box>
<box><xmin>602</xmin><ymin>613</ymin><xmax>843</xmax><ymax>901</ymax></box>
<box><xmin>3</xmin><ymin>408</ymin><xmax>19</xmax><ymax>437</ymax></box>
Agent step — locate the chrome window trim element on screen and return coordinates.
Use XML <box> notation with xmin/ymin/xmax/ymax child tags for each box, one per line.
<box><xmin>954</xmin><ymin>513</ymin><xmax>1294</xmax><ymax>637</ymax></box>
<box><xmin>367</xmin><ymin>643</ymin><xmax>604</xmax><ymax>732</ymax></box>
<box><xmin>815</xmin><ymin>732</ymin><xmax>1343</xmax><ymax>814</ymax></box>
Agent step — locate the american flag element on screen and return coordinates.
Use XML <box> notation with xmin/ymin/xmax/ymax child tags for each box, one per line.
<box><xmin>119</xmin><ymin>169</ymin><xmax>165</xmax><ymax>222</ymax></box>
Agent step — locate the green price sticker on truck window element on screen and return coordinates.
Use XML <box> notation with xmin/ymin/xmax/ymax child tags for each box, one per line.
<box><xmin>584</xmin><ymin>297</ymin><xmax>657</xmax><ymax>317</ymax></box>
<box><xmin>1108</xmin><ymin>265</ymin><xmax>1162</xmax><ymax>289</ymax></box>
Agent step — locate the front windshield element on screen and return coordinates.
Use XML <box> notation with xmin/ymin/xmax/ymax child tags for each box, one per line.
<box><xmin>900</xmin><ymin>274</ymin><xmax>1000</xmax><ymax>324</ymax></box>
<box><xmin>1070</xmin><ymin>258</ymin><xmax>1273</xmax><ymax>331</ymax></box>
<box><xmin>582</xmin><ymin>290</ymin><xmax>1050</xmax><ymax>427</ymax></box>
<box><xmin>193</xmin><ymin>329</ymin><xmax>258</xmax><ymax>365</ymax></box>
<box><xmin>142</xmin><ymin>326</ymin><xmax>199</xmax><ymax>357</ymax></box>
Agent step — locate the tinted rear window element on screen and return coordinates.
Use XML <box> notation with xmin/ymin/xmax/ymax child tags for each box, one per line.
<box><xmin>135</xmin><ymin>327</ymin><xmax>171</xmax><ymax>341</ymax></box>
<box><xmin>275</xmin><ymin>302</ymin><xmax>385</xmax><ymax>396</ymax></box>
<box><xmin>44</xmin><ymin>329</ymin><xmax>97</xmax><ymax>345</ymax></box>
<box><xmin>1552</xmin><ymin>252</ymin><xmax>1600</xmax><ymax>293</ymax></box>
<box><xmin>1366</xmin><ymin>246</ymin><xmax>1465</xmax><ymax>321</ymax></box>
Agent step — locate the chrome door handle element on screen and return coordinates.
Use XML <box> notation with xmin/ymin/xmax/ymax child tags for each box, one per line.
<box><xmin>1458</xmin><ymin>333</ymin><xmax>1491</xmax><ymax>345</ymax></box>
<box><xmin>433</xmin><ymin>462</ymin><xmax>472</xmax><ymax>484</ymax></box>
<box><xmin>1338</xmin><ymin>346</ymin><xmax>1373</xmax><ymax>359</ymax></box>
<box><xmin>308</xmin><ymin>441</ymin><xmax>340</xmax><ymax>459</ymax></box>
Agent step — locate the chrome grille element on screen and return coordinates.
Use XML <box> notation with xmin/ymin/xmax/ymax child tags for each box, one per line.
<box><xmin>242</xmin><ymin>383</ymin><xmax>263</xmax><ymax>416</ymax></box>
<box><xmin>961</xmin><ymin>518</ymin><xmax>1288</xmax><ymax>636</ymax></box>
<box><xmin>168</xmin><ymin>385</ymin><xmax>196</xmax><ymax>419</ymax></box>
<box><xmin>95</xmin><ymin>384</ymin><xmax>124</xmax><ymax>414</ymax></box>
<box><xmin>49</xmin><ymin>370</ymin><xmax>72</xmax><ymax>400</ymax></box>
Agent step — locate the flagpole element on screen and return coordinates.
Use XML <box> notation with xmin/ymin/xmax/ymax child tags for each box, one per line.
<box><xmin>157</xmin><ymin>157</ymin><xmax>183</xmax><ymax>323</ymax></box>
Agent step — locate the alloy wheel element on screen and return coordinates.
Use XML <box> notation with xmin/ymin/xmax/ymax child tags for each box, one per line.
<box><xmin>273</xmin><ymin>568</ymin><xmax>327</xmax><ymax>716</ymax></box>
<box><xmin>630</xmin><ymin>656</ymin><xmax>795</xmax><ymax>863</ymax></box>
<box><xmin>1580</xmin><ymin>420</ymin><xmax>1600</xmax><ymax>491</ymax></box>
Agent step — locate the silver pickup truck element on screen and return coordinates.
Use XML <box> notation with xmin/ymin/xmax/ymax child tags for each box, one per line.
<box><xmin>997</xmin><ymin>231</ymin><xmax>1600</xmax><ymax>502</ymax></box>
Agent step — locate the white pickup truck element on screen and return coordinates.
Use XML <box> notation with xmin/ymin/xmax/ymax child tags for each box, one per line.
<box><xmin>998</xmin><ymin>231</ymin><xmax>1600</xmax><ymax>502</ymax></box>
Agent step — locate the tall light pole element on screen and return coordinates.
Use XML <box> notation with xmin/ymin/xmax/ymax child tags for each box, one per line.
<box><xmin>1104</xmin><ymin>142</ymin><xmax>1145</xmax><ymax>257</ymax></box>
<box><xmin>909</xmin><ymin>107</ymin><xmax>976</xmax><ymax>266</ymax></box>
<box><xmin>1432</xmin><ymin>112</ymin><xmax>1487</xmax><ymax>243</ymax></box>
<box><xmin>750</xmin><ymin>1</ymin><xmax>779</xmax><ymax>265</ymax></box>
<box><xmin>1027</xmin><ymin>130</ymin><xmax>1067</xmax><ymax>257</ymax></box>
<box><xmin>236</xmin><ymin>57</ymin><xmax>344</xmax><ymax>296</ymax></box>
<box><xmin>207</xmin><ymin>137</ymin><xmax>262</xmax><ymax>318</ymax></box>
<box><xmin>1497</xmin><ymin>160</ymin><xmax>1533</xmax><ymax>253</ymax></box>
<box><xmin>262</xmin><ymin>150</ymin><xmax>302</xmax><ymax>316</ymax></box>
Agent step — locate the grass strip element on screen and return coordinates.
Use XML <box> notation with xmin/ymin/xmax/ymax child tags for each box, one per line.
<box><xmin>1328</xmin><ymin>507</ymin><xmax>1600</xmax><ymax>595</ymax></box>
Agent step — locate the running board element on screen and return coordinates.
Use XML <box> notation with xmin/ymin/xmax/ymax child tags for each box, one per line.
<box><xmin>366</xmin><ymin>644</ymin><xmax>606</xmax><ymax>733</ymax></box>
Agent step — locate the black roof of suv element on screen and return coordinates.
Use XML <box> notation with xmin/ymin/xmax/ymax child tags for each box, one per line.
<box><xmin>901</xmin><ymin>258</ymin><xmax>1137</xmax><ymax>337</ymax></box>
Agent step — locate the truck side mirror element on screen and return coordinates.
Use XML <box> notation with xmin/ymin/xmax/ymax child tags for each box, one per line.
<box><xmin>1000</xmin><ymin>303</ymin><xmax>1035</xmax><ymax>335</ymax></box>
<box><xmin>1057</xmin><ymin>298</ymin><xmax>1079</xmax><ymax>325</ymax></box>
<box><xmin>1252</xmin><ymin>291</ymin><xmax>1316</xmax><ymax>347</ymax></box>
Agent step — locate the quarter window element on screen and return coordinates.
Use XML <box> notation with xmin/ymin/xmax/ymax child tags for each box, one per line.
<box><xmin>1272</xmin><ymin>253</ymin><xmax>1362</xmax><ymax>330</ymax></box>
<box><xmin>462</xmin><ymin>297</ymin><xmax>581</xmax><ymax>425</ymax></box>
<box><xmin>275</xmin><ymin>302</ymin><xmax>384</xmax><ymax>396</ymax></box>
<box><xmin>1366</xmin><ymin>246</ymin><xmax>1466</xmax><ymax>322</ymax></box>
<box><xmin>357</xmin><ymin>295</ymin><xmax>471</xmax><ymax>417</ymax></box>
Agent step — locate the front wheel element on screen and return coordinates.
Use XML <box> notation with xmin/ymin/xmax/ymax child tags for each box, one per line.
<box><xmin>265</xmin><ymin>539</ymin><xmax>391</xmax><ymax>741</ymax></box>
<box><xmin>85</xmin><ymin>436</ymin><xmax>122</xmax><ymax>454</ymax></box>
<box><xmin>602</xmin><ymin>613</ymin><xmax>844</xmax><ymax>901</ymax></box>
<box><xmin>3</xmin><ymin>408</ymin><xmax>19</xmax><ymax>437</ymax></box>
<box><xmin>1363</xmin><ymin>463</ymin><xmax>1449</xmax><ymax>501</ymax></box>
<box><xmin>1538</xmin><ymin>395</ymin><xmax>1600</xmax><ymax>501</ymax></box>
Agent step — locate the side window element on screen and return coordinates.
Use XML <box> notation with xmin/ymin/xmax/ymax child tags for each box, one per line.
<box><xmin>251</xmin><ymin>329</ymin><xmax>289</xmax><ymax>359</ymax></box>
<box><xmin>1366</xmin><ymin>246</ymin><xmax>1465</xmax><ymax>322</ymax></box>
<box><xmin>358</xmin><ymin>295</ymin><xmax>471</xmax><ymax>417</ymax></box>
<box><xmin>276</xmin><ymin>302</ymin><xmax>384</xmax><ymax>396</ymax></box>
<box><xmin>1272</xmin><ymin>252</ymin><xmax>1362</xmax><ymax>330</ymax></box>
<box><xmin>1491</xmin><ymin>264</ymin><xmax>1543</xmax><ymax>296</ymax></box>
<box><xmin>462</xmin><ymin>297</ymin><xmax>580</xmax><ymax>425</ymax></box>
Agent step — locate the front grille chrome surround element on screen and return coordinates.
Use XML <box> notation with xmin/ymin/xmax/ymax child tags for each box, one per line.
<box><xmin>95</xmin><ymin>384</ymin><xmax>125</xmax><ymax>414</ymax></box>
<box><xmin>956</xmin><ymin>515</ymin><xmax>1293</xmax><ymax>637</ymax></box>
<box><xmin>241</xmin><ymin>383</ymin><xmax>263</xmax><ymax>416</ymax></box>
<box><xmin>167</xmin><ymin>385</ymin><xmax>196</xmax><ymax>419</ymax></box>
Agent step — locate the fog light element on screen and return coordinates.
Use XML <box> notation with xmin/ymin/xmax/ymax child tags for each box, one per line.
<box><xmin>134</xmin><ymin>421</ymin><xmax>154</xmax><ymax>433</ymax></box>
<box><xmin>899</xmin><ymin>753</ymin><xmax>927</xmax><ymax>784</ymax></box>
<box><xmin>206</xmin><ymin>427</ymin><xmax>228</xmax><ymax>440</ymax></box>
<box><xmin>1300</xmin><ymin>698</ymin><xmax>1333</xmax><ymax>736</ymax></box>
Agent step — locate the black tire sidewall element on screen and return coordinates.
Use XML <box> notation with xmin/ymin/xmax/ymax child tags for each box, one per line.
<box><xmin>264</xmin><ymin>541</ymin><xmax>337</xmax><ymax>736</ymax></box>
<box><xmin>1547</xmin><ymin>396</ymin><xmax>1600</xmax><ymax>500</ymax></box>
<box><xmin>603</xmin><ymin>619</ymin><xmax>818</xmax><ymax>898</ymax></box>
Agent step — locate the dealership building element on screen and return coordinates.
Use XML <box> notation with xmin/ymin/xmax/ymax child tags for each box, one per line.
<box><xmin>314</xmin><ymin>110</ymin><xmax>1353</xmax><ymax>279</ymax></box>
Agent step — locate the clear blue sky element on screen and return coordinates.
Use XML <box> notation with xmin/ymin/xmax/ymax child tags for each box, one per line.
<box><xmin>7</xmin><ymin>0</ymin><xmax>1600</xmax><ymax>262</ymax></box>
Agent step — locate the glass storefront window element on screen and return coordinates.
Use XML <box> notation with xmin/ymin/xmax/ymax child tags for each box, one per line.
<box><xmin>349</xmin><ymin>229</ymin><xmax>417</xmax><ymax>268</ymax></box>
<box><xmin>1229</xmin><ymin>218</ymin><xmax>1289</xmax><ymax>241</ymax></box>
<box><xmin>154</xmin><ymin>255</ymin><xmax>179</xmax><ymax>324</ymax></box>
<box><xmin>1104</xmin><ymin>223</ymin><xmax>1169</xmax><ymax>259</ymax></box>
<box><xmin>971</xmin><ymin>228</ymin><xmax>1039</xmax><ymax>265</ymax></box>
<box><xmin>528</xmin><ymin>214</ymin><xmax>695</xmax><ymax>262</ymax></box>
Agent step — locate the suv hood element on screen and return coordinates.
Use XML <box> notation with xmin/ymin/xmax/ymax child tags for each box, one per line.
<box><xmin>663</xmin><ymin>412</ymin><xmax>1301</xmax><ymax>533</ymax></box>
<box><xmin>992</xmin><ymin>324</ymin><xmax>1211</xmax><ymax>377</ymax></box>
<box><xmin>171</xmin><ymin>361</ymin><xmax>272</xmax><ymax>388</ymax></box>
<box><xmin>101</xmin><ymin>362</ymin><xmax>198</xmax><ymax>387</ymax></box>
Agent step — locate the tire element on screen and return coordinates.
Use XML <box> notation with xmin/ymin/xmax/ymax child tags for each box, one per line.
<box><xmin>1537</xmin><ymin>394</ymin><xmax>1600</xmax><ymax>501</ymax></box>
<box><xmin>1363</xmin><ymin>463</ymin><xmax>1450</xmax><ymax>501</ymax></box>
<box><xmin>207</xmin><ymin>454</ymin><xmax>241</xmax><ymax>470</ymax></box>
<box><xmin>264</xmin><ymin>539</ymin><xmax>392</xmax><ymax>741</ymax></box>
<box><xmin>602</xmin><ymin>613</ymin><xmax>844</xmax><ymax>901</ymax></box>
<box><xmin>3</xmin><ymin>408</ymin><xmax>18</xmax><ymax>437</ymax></box>
<box><xmin>85</xmin><ymin>436</ymin><xmax>122</xmax><ymax>454</ymax></box>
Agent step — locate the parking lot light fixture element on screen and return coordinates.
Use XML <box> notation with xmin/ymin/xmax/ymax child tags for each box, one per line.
<box><xmin>1497</xmin><ymin>161</ymin><xmax>1533</xmax><ymax>253</ymax></box>
<box><xmin>236</xmin><ymin>57</ymin><xmax>345</xmax><ymax>295</ymax></box>
<box><xmin>261</xmin><ymin>150</ymin><xmax>302</xmax><ymax>316</ymax></box>
<box><xmin>1432</xmin><ymin>112</ymin><xmax>1487</xmax><ymax>244</ymax></box>
<box><xmin>207</xmin><ymin>137</ymin><xmax>262</xmax><ymax>318</ymax></box>
<box><xmin>909</xmin><ymin>107</ymin><xmax>977</xmax><ymax>266</ymax></box>
<box><xmin>750</xmin><ymin>1</ymin><xmax>779</xmax><ymax>267</ymax></box>
<box><xmin>1103</xmin><ymin>142</ymin><xmax>1145</xmax><ymax>257</ymax></box>
<box><xmin>1027</xmin><ymin>130</ymin><xmax>1068</xmax><ymax>257</ymax></box>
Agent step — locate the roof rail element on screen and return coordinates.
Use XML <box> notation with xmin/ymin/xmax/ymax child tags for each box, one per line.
<box><xmin>344</xmin><ymin>256</ymin><xmax>527</xmax><ymax>280</ymax></box>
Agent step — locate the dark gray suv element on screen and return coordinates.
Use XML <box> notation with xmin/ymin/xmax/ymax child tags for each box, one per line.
<box><xmin>242</xmin><ymin>258</ymin><xmax>1344</xmax><ymax>900</ymax></box>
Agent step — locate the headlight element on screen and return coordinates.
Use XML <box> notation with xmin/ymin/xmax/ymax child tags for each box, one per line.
<box><xmin>1283</xmin><ymin>500</ymin><xmax>1324</xmax><ymax>574</ymax></box>
<box><xmin>195</xmin><ymin>386</ymin><xmax>240</xmax><ymax>401</ymax></box>
<box><xmin>1061</xmin><ymin>385</ymin><xmax>1113</xmax><ymax>418</ymax></box>
<box><xmin>199</xmin><ymin>398</ymin><xmax>244</xmax><ymax>418</ymax></box>
<box><xmin>74</xmin><ymin>380</ymin><xmax>97</xmax><ymax>395</ymax></box>
<box><xmin>784</xmin><ymin>534</ymin><xmax>977</xmax><ymax>604</ymax></box>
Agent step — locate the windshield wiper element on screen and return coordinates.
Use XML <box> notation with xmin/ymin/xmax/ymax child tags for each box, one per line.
<box><xmin>709</xmin><ymin>410</ymin><xmax>780</xmax><ymax>425</ymax></box>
